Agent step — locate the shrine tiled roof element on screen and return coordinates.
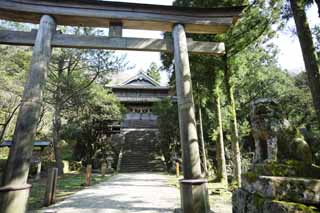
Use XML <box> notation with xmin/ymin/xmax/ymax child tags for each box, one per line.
<box><xmin>109</xmin><ymin>71</ymin><xmax>169</xmax><ymax>90</ymax></box>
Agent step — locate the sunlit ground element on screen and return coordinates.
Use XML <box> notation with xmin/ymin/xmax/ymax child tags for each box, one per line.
<box><xmin>28</xmin><ymin>172</ymin><xmax>112</xmax><ymax>210</ymax></box>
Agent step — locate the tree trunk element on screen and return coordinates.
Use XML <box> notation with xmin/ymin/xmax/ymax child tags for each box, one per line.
<box><xmin>197</xmin><ymin>104</ymin><xmax>208</xmax><ymax>176</ymax></box>
<box><xmin>224</xmin><ymin>56</ymin><xmax>242</xmax><ymax>187</ymax></box>
<box><xmin>214</xmin><ymin>93</ymin><xmax>228</xmax><ymax>186</ymax></box>
<box><xmin>290</xmin><ymin>0</ymin><xmax>320</xmax><ymax>127</ymax></box>
<box><xmin>52</xmin><ymin>58</ymin><xmax>64</xmax><ymax>175</ymax></box>
<box><xmin>0</xmin><ymin>15</ymin><xmax>56</xmax><ymax>213</ymax></box>
<box><xmin>53</xmin><ymin>104</ymin><xmax>63</xmax><ymax>175</ymax></box>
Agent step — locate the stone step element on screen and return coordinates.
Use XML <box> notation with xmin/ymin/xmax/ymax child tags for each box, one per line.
<box><xmin>119</xmin><ymin>130</ymin><xmax>165</xmax><ymax>172</ymax></box>
<box><xmin>120</xmin><ymin>167</ymin><xmax>166</xmax><ymax>172</ymax></box>
<box><xmin>121</xmin><ymin>163</ymin><xmax>164</xmax><ymax>166</ymax></box>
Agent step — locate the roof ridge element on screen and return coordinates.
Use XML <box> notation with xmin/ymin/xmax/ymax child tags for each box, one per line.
<box><xmin>120</xmin><ymin>71</ymin><xmax>160</xmax><ymax>87</ymax></box>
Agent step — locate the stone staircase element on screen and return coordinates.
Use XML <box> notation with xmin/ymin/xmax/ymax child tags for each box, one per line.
<box><xmin>119</xmin><ymin>129</ymin><xmax>166</xmax><ymax>173</ymax></box>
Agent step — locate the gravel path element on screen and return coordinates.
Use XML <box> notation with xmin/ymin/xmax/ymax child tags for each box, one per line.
<box><xmin>39</xmin><ymin>173</ymin><xmax>180</xmax><ymax>213</ymax></box>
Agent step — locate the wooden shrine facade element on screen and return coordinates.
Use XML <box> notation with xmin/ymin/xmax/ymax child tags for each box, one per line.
<box><xmin>0</xmin><ymin>1</ymin><xmax>244</xmax><ymax>213</ymax></box>
<box><xmin>110</xmin><ymin>71</ymin><xmax>171</xmax><ymax>128</ymax></box>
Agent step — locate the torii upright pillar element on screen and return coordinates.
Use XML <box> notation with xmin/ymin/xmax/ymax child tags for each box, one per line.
<box><xmin>0</xmin><ymin>15</ymin><xmax>56</xmax><ymax>213</ymax></box>
<box><xmin>172</xmin><ymin>24</ymin><xmax>210</xmax><ymax>213</ymax></box>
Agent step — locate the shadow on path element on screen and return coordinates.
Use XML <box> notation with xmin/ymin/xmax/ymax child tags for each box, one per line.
<box><xmin>38</xmin><ymin>173</ymin><xmax>180</xmax><ymax>213</ymax></box>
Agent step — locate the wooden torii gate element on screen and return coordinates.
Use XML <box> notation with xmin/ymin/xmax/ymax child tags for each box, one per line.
<box><xmin>0</xmin><ymin>1</ymin><xmax>243</xmax><ymax>212</ymax></box>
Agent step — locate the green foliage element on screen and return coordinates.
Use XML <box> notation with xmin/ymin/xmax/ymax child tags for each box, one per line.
<box><xmin>251</xmin><ymin>160</ymin><xmax>320</xmax><ymax>178</ymax></box>
<box><xmin>62</xmin><ymin>84</ymin><xmax>123</xmax><ymax>164</ymax></box>
<box><xmin>161</xmin><ymin>0</ymin><xmax>320</xmax><ymax>177</ymax></box>
<box><xmin>153</xmin><ymin>98</ymin><xmax>180</xmax><ymax>170</ymax></box>
<box><xmin>146</xmin><ymin>62</ymin><xmax>161</xmax><ymax>83</ymax></box>
<box><xmin>242</xmin><ymin>172</ymin><xmax>258</xmax><ymax>183</ymax></box>
<box><xmin>314</xmin><ymin>25</ymin><xmax>320</xmax><ymax>56</ymax></box>
<box><xmin>0</xmin><ymin>45</ymin><xmax>31</xmax><ymax>141</ymax></box>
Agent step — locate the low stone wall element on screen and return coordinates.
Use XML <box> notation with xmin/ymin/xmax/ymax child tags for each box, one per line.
<box><xmin>232</xmin><ymin>174</ymin><xmax>320</xmax><ymax>213</ymax></box>
<box><xmin>232</xmin><ymin>188</ymin><xmax>318</xmax><ymax>213</ymax></box>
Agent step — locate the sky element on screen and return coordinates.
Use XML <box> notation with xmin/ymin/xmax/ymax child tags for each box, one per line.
<box><xmin>108</xmin><ymin>0</ymin><xmax>319</xmax><ymax>84</ymax></box>
<box><xmin>110</xmin><ymin>0</ymin><xmax>173</xmax><ymax>85</ymax></box>
<box><xmin>276</xmin><ymin>6</ymin><xmax>319</xmax><ymax>73</ymax></box>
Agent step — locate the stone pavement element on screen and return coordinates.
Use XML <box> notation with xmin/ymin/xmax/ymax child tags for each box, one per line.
<box><xmin>38</xmin><ymin>173</ymin><xmax>180</xmax><ymax>213</ymax></box>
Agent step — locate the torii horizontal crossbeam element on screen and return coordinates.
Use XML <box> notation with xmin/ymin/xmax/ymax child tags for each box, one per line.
<box><xmin>0</xmin><ymin>0</ymin><xmax>244</xmax><ymax>34</ymax></box>
<box><xmin>0</xmin><ymin>30</ymin><xmax>225</xmax><ymax>55</ymax></box>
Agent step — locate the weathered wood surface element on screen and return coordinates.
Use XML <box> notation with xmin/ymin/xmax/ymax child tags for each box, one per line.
<box><xmin>0</xmin><ymin>0</ymin><xmax>244</xmax><ymax>34</ymax></box>
<box><xmin>0</xmin><ymin>15</ymin><xmax>56</xmax><ymax>213</ymax></box>
<box><xmin>44</xmin><ymin>168</ymin><xmax>58</xmax><ymax>207</ymax></box>
<box><xmin>85</xmin><ymin>164</ymin><xmax>92</xmax><ymax>186</ymax></box>
<box><xmin>109</xmin><ymin>22</ymin><xmax>123</xmax><ymax>37</ymax></box>
<box><xmin>101</xmin><ymin>162</ymin><xmax>107</xmax><ymax>177</ymax></box>
<box><xmin>173</xmin><ymin>24</ymin><xmax>210</xmax><ymax>213</ymax></box>
<box><xmin>0</xmin><ymin>30</ymin><xmax>225</xmax><ymax>55</ymax></box>
<box><xmin>172</xmin><ymin>24</ymin><xmax>202</xmax><ymax>180</ymax></box>
<box><xmin>35</xmin><ymin>160</ymin><xmax>42</xmax><ymax>180</ymax></box>
<box><xmin>176</xmin><ymin>162</ymin><xmax>180</xmax><ymax>177</ymax></box>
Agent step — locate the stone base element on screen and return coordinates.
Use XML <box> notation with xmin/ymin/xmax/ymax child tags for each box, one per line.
<box><xmin>242</xmin><ymin>174</ymin><xmax>320</xmax><ymax>205</ymax></box>
<box><xmin>180</xmin><ymin>179</ymin><xmax>210</xmax><ymax>213</ymax></box>
<box><xmin>232</xmin><ymin>188</ymin><xmax>319</xmax><ymax>213</ymax></box>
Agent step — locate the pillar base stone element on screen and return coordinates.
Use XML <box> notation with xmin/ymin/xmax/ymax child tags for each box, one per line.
<box><xmin>180</xmin><ymin>179</ymin><xmax>210</xmax><ymax>213</ymax></box>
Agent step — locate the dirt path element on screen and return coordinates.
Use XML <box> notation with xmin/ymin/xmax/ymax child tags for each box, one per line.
<box><xmin>38</xmin><ymin>173</ymin><xmax>180</xmax><ymax>213</ymax></box>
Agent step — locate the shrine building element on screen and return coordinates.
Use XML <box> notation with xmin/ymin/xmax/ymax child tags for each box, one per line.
<box><xmin>109</xmin><ymin>71</ymin><xmax>171</xmax><ymax>172</ymax></box>
<box><xmin>110</xmin><ymin>71</ymin><xmax>171</xmax><ymax>129</ymax></box>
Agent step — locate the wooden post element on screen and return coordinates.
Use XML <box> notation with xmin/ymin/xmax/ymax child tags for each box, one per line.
<box><xmin>109</xmin><ymin>22</ymin><xmax>123</xmax><ymax>37</ymax></box>
<box><xmin>0</xmin><ymin>15</ymin><xmax>56</xmax><ymax>213</ymax></box>
<box><xmin>176</xmin><ymin>162</ymin><xmax>180</xmax><ymax>177</ymax></box>
<box><xmin>172</xmin><ymin>24</ymin><xmax>202</xmax><ymax>179</ymax></box>
<box><xmin>172</xmin><ymin>24</ymin><xmax>210</xmax><ymax>213</ymax></box>
<box><xmin>44</xmin><ymin>167</ymin><xmax>58</xmax><ymax>206</ymax></box>
<box><xmin>35</xmin><ymin>160</ymin><xmax>42</xmax><ymax>180</ymax></box>
<box><xmin>101</xmin><ymin>162</ymin><xmax>107</xmax><ymax>177</ymax></box>
<box><xmin>85</xmin><ymin>164</ymin><xmax>92</xmax><ymax>186</ymax></box>
<box><xmin>117</xmin><ymin>147</ymin><xmax>124</xmax><ymax>172</ymax></box>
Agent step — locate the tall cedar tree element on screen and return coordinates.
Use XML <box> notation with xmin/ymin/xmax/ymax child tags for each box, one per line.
<box><xmin>289</xmin><ymin>0</ymin><xmax>320</xmax><ymax>127</ymax></box>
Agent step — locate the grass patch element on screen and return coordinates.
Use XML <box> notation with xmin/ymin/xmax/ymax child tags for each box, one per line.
<box><xmin>28</xmin><ymin>172</ymin><xmax>111</xmax><ymax>210</ymax></box>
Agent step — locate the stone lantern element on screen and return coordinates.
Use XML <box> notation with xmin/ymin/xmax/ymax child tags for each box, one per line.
<box><xmin>106</xmin><ymin>156</ymin><xmax>114</xmax><ymax>173</ymax></box>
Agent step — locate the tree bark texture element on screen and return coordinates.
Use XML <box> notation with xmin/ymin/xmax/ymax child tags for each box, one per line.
<box><xmin>0</xmin><ymin>15</ymin><xmax>56</xmax><ymax>213</ymax></box>
<box><xmin>224</xmin><ymin>56</ymin><xmax>242</xmax><ymax>187</ymax></box>
<box><xmin>52</xmin><ymin>58</ymin><xmax>64</xmax><ymax>175</ymax></box>
<box><xmin>290</xmin><ymin>0</ymin><xmax>320</xmax><ymax>127</ymax></box>
<box><xmin>214</xmin><ymin>94</ymin><xmax>228</xmax><ymax>186</ymax></box>
<box><xmin>197</xmin><ymin>104</ymin><xmax>208</xmax><ymax>176</ymax></box>
<box><xmin>53</xmin><ymin>104</ymin><xmax>63</xmax><ymax>175</ymax></box>
<box><xmin>172</xmin><ymin>24</ymin><xmax>202</xmax><ymax>179</ymax></box>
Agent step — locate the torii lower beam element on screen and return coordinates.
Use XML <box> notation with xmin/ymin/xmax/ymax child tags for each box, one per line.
<box><xmin>0</xmin><ymin>30</ymin><xmax>225</xmax><ymax>55</ymax></box>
